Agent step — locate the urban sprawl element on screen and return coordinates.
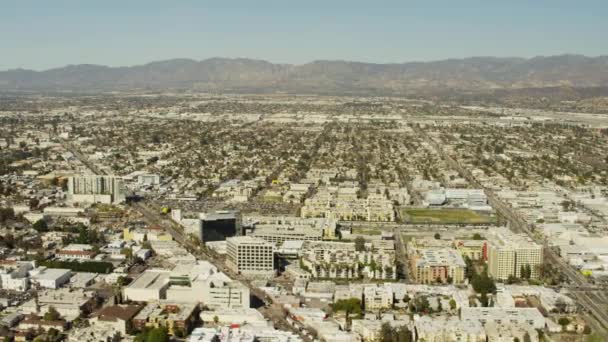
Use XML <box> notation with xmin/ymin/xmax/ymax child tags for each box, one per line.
<box><xmin>0</xmin><ymin>94</ymin><xmax>608</xmax><ymax>342</ymax></box>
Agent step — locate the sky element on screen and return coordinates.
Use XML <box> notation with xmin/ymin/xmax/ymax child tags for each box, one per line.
<box><xmin>1</xmin><ymin>0</ymin><xmax>607</xmax><ymax>70</ymax></box>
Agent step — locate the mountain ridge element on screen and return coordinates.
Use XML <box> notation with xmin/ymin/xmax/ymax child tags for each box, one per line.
<box><xmin>1</xmin><ymin>54</ymin><xmax>608</xmax><ymax>95</ymax></box>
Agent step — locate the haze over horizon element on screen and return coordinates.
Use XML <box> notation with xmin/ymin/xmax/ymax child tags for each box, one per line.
<box><xmin>3</xmin><ymin>53</ymin><xmax>608</xmax><ymax>73</ymax></box>
<box><xmin>2</xmin><ymin>0</ymin><xmax>607</xmax><ymax>71</ymax></box>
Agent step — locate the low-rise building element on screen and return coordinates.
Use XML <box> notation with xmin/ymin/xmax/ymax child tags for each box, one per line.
<box><xmin>29</xmin><ymin>267</ymin><xmax>72</xmax><ymax>289</ymax></box>
<box><xmin>461</xmin><ymin>307</ymin><xmax>546</xmax><ymax>330</ymax></box>
<box><xmin>23</xmin><ymin>288</ymin><xmax>96</xmax><ymax>320</ymax></box>
<box><xmin>123</xmin><ymin>269</ymin><xmax>171</xmax><ymax>302</ymax></box>
<box><xmin>414</xmin><ymin>316</ymin><xmax>486</xmax><ymax>342</ymax></box>
<box><xmin>89</xmin><ymin>304</ymin><xmax>144</xmax><ymax>336</ymax></box>
<box><xmin>166</xmin><ymin>261</ymin><xmax>250</xmax><ymax>309</ymax></box>
<box><xmin>454</xmin><ymin>239</ymin><xmax>487</xmax><ymax>261</ymax></box>
<box><xmin>363</xmin><ymin>285</ymin><xmax>393</xmax><ymax>312</ymax></box>
<box><xmin>133</xmin><ymin>302</ymin><xmax>198</xmax><ymax>336</ymax></box>
<box><xmin>246</xmin><ymin>216</ymin><xmax>335</xmax><ymax>243</ymax></box>
<box><xmin>301</xmin><ymin>241</ymin><xmax>396</xmax><ymax>280</ymax></box>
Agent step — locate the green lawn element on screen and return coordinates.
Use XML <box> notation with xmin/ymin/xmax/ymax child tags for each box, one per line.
<box><xmin>401</xmin><ymin>208</ymin><xmax>495</xmax><ymax>224</ymax></box>
<box><xmin>352</xmin><ymin>227</ymin><xmax>382</xmax><ymax>235</ymax></box>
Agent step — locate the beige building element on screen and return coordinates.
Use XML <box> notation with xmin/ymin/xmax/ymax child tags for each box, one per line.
<box><xmin>454</xmin><ymin>240</ymin><xmax>487</xmax><ymax>261</ymax></box>
<box><xmin>301</xmin><ymin>241</ymin><xmax>397</xmax><ymax>280</ymax></box>
<box><xmin>226</xmin><ymin>236</ymin><xmax>275</xmax><ymax>277</ymax></box>
<box><xmin>67</xmin><ymin>175</ymin><xmax>125</xmax><ymax>204</ymax></box>
<box><xmin>363</xmin><ymin>285</ymin><xmax>393</xmax><ymax>312</ymax></box>
<box><xmin>487</xmin><ymin>228</ymin><xmax>543</xmax><ymax>280</ymax></box>
<box><xmin>409</xmin><ymin>248</ymin><xmax>466</xmax><ymax>284</ymax></box>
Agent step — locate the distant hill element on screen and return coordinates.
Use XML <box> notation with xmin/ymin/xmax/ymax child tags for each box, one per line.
<box><xmin>1</xmin><ymin>55</ymin><xmax>608</xmax><ymax>95</ymax></box>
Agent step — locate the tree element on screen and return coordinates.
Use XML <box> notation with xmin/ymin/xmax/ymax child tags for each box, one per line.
<box><xmin>471</xmin><ymin>270</ymin><xmax>496</xmax><ymax>295</ymax></box>
<box><xmin>136</xmin><ymin>327</ymin><xmax>169</xmax><ymax>342</ymax></box>
<box><xmin>0</xmin><ymin>207</ymin><xmax>15</xmax><ymax>222</ymax></box>
<box><xmin>122</xmin><ymin>247</ymin><xmax>133</xmax><ymax>260</ymax></box>
<box><xmin>558</xmin><ymin>317</ymin><xmax>570</xmax><ymax>329</ymax></box>
<box><xmin>524</xmin><ymin>264</ymin><xmax>532</xmax><ymax>279</ymax></box>
<box><xmin>29</xmin><ymin>198</ymin><xmax>40</xmax><ymax>209</ymax></box>
<box><xmin>434</xmin><ymin>233</ymin><xmax>441</xmax><ymax>240</ymax></box>
<box><xmin>44</xmin><ymin>306</ymin><xmax>61</xmax><ymax>321</ymax></box>
<box><xmin>396</xmin><ymin>326</ymin><xmax>412</xmax><ymax>342</ymax></box>
<box><xmin>380</xmin><ymin>322</ymin><xmax>393</xmax><ymax>342</ymax></box>
<box><xmin>464</xmin><ymin>256</ymin><xmax>476</xmax><ymax>281</ymax></box>
<box><xmin>412</xmin><ymin>296</ymin><xmax>430</xmax><ymax>313</ymax></box>
<box><xmin>213</xmin><ymin>315</ymin><xmax>219</xmax><ymax>324</ymax></box>
<box><xmin>523</xmin><ymin>332</ymin><xmax>532</xmax><ymax>342</ymax></box>
<box><xmin>33</xmin><ymin>219</ymin><xmax>48</xmax><ymax>232</ymax></box>
<box><xmin>380</xmin><ymin>322</ymin><xmax>412</xmax><ymax>342</ymax></box>
<box><xmin>479</xmin><ymin>292</ymin><xmax>489</xmax><ymax>307</ymax></box>
<box><xmin>449</xmin><ymin>299</ymin><xmax>457</xmax><ymax>310</ymax></box>
<box><xmin>472</xmin><ymin>233</ymin><xmax>483</xmax><ymax>240</ymax></box>
<box><xmin>333</xmin><ymin>298</ymin><xmax>362</xmax><ymax>316</ymax></box>
<box><xmin>354</xmin><ymin>236</ymin><xmax>366</xmax><ymax>251</ymax></box>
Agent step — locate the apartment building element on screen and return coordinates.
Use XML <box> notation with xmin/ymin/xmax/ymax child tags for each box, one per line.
<box><xmin>226</xmin><ymin>236</ymin><xmax>275</xmax><ymax>277</ymax></box>
<box><xmin>132</xmin><ymin>302</ymin><xmax>197</xmax><ymax>336</ymax></box>
<box><xmin>363</xmin><ymin>285</ymin><xmax>393</xmax><ymax>312</ymax></box>
<box><xmin>487</xmin><ymin>228</ymin><xmax>543</xmax><ymax>280</ymax></box>
<box><xmin>300</xmin><ymin>241</ymin><xmax>396</xmax><ymax>280</ymax></box>
<box><xmin>409</xmin><ymin>248</ymin><xmax>466</xmax><ymax>284</ymax></box>
<box><xmin>67</xmin><ymin>175</ymin><xmax>125</xmax><ymax>204</ymax></box>
<box><xmin>454</xmin><ymin>240</ymin><xmax>487</xmax><ymax>261</ymax></box>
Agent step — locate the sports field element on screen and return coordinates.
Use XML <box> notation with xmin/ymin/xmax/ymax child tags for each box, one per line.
<box><xmin>401</xmin><ymin>208</ymin><xmax>495</xmax><ymax>224</ymax></box>
<box><xmin>352</xmin><ymin>227</ymin><xmax>382</xmax><ymax>235</ymax></box>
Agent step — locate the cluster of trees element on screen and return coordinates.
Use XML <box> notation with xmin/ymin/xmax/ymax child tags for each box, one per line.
<box><xmin>0</xmin><ymin>207</ymin><xmax>15</xmax><ymax>222</ymax></box>
<box><xmin>43</xmin><ymin>307</ymin><xmax>61</xmax><ymax>321</ymax></box>
<box><xmin>471</xmin><ymin>267</ymin><xmax>497</xmax><ymax>308</ymax></box>
<box><xmin>379</xmin><ymin>322</ymin><xmax>412</xmax><ymax>342</ymax></box>
<box><xmin>519</xmin><ymin>264</ymin><xmax>533</xmax><ymax>280</ymax></box>
<box><xmin>33</xmin><ymin>219</ymin><xmax>48</xmax><ymax>232</ymax></box>
<box><xmin>134</xmin><ymin>327</ymin><xmax>169</xmax><ymax>342</ymax></box>
<box><xmin>0</xmin><ymin>181</ymin><xmax>16</xmax><ymax>196</ymax></box>
<box><xmin>332</xmin><ymin>298</ymin><xmax>362</xmax><ymax>318</ymax></box>
<box><xmin>63</xmin><ymin>224</ymin><xmax>106</xmax><ymax>245</ymax></box>
<box><xmin>354</xmin><ymin>236</ymin><xmax>366</xmax><ymax>251</ymax></box>
<box><xmin>408</xmin><ymin>295</ymin><xmax>432</xmax><ymax>314</ymax></box>
<box><xmin>39</xmin><ymin>260</ymin><xmax>114</xmax><ymax>274</ymax></box>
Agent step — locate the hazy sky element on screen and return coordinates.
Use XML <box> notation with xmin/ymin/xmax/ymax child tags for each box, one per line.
<box><xmin>2</xmin><ymin>0</ymin><xmax>607</xmax><ymax>70</ymax></box>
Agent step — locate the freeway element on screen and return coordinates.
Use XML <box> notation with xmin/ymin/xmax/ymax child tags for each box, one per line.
<box><xmin>419</xmin><ymin>128</ymin><xmax>608</xmax><ymax>333</ymax></box>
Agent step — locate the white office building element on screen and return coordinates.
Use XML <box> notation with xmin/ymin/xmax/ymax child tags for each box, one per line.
<box><xmin>226</xmin><ymin>236</ymin><xmax>275</xmax><ymax>277</ymax></box>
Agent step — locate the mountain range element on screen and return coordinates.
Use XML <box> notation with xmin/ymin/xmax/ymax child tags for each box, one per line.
<box><xmin>1</xmin><ymin>55</ymin><xmax>608</xmax><ymax>95</ymax></box>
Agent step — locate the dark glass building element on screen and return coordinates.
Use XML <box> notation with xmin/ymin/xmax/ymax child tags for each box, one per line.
<box><xmin>199</xmin><ymin>210</ymin><xmax>241</xmax><ymax>242</ymax></box>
